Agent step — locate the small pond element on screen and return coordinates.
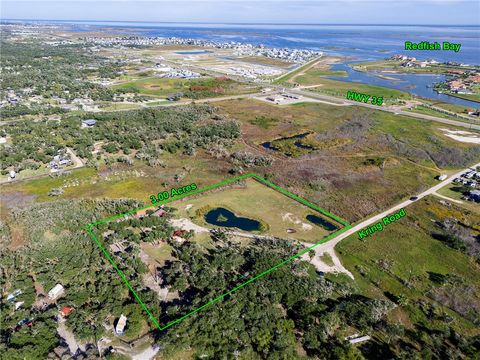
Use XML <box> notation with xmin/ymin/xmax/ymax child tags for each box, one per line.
<box><xmin>204</xmin><ymin>207</ymin><xmax>262</xmax><ymax>231</ymax></box>
<box><xmin>261</xmin><ymin>132</ymin><xmax>312</xmax><ymax>150</ymax></box>
<box><xmin>306</xmin><ymin>214</ymin><xmax>338</xmax><ymax>231</ymax></box>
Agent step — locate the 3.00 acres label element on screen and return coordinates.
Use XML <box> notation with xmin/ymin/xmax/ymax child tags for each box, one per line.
<box><xmin>150</xmin><ymin>183</ymin><xmax>197</xmax><ymax>204</ymax></box>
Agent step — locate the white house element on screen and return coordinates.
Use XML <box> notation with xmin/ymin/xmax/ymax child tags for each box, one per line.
<box><xmin>115</xmin><ymin>314</ymin><xmax>127</xmax><ymax>335</ymax></box>
<box><xmin>438</xmin><ymin>174</ymin><xmax>448</xmax><ymax>181</ymax></box>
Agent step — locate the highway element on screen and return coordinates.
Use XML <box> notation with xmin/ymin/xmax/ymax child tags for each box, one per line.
<box><xmin>106</xmin><ymin>89</ymin><xmax>480</xmax><ymax>131</ymax></box>
<box><xmin>289</xmin><ymin>88</ymin><xmax>480</xmax><ymax>131</ymax></box>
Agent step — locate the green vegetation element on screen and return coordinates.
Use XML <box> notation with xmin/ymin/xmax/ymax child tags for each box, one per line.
<box><xmin>112</xmin><ymin>76</ymin><xmax>258</xmax><ymax>99</ymax></box>
<box><xmin>349</xmin><ymin>59</ymin><xmax>474</xmax><ymax>75</ymax></box>
<box><xmin>273</xmin><ymin>56</ymin><xmax>321</xmax><ymax>84</ymax></box>
<box><xmin>0</xmin><ymin>199</ymin><xmax>148</xmax><ymax>359</ymax></box>
<box><xmin>1</xmin><ymin>105</ymin><xmax>240</xmax><ymax>176</ymax></box>
<box><xmin>294</xmin><ymin>68</ymin><xmax>348</xmax><ymax>86</ymax></box>
<box><xmin>336</xmin><ymin>196</ymin><xmax>480</xmax><ymax>356</ymax></box>
<box><xmin>175</xmin><ymin>178</ymin><xmax>341</xmax><ymax>242</ymax></box>
<box><xmin>308</xmin><ymin>78</ymin><xmax>411</xmax><ymax>104</ymax></box>
<box><xmin>216</xmin><ymin>99</ymin><xmax>480</xmax><ymax>222</ymax></box>
<box><xmin>0</xmin><ymin>36</ymin><xmax>128</xmax><ymax>119</ymax></box>
<box><xmin>267</xmin><ymin>133</ymin><xmax>350</xmax><ymax>157</ymax></box>
<box><xmin>248</xmin><ymin>115</ymin><xmax>278</xmax><ymax>129</ymax></box>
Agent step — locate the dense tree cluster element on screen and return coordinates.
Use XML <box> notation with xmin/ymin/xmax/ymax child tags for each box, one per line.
<box><xmin>2</xmin><ymin>199</ymin><xmax>480</xmax><ymax>359</ymax></box>
<box><xmin>0</xmin><ymin>199</ymin><xmax>144</xmax><ymax>359</ymax></box>
<box><xmin>0</xmin><ymin>39</ymin><xmax>125</xmax><ymax>111</ymax></box>
<box><xmin>1</xmin><ymin>105</ymin><xmax>240</xmax><ymax>174</ymax></box>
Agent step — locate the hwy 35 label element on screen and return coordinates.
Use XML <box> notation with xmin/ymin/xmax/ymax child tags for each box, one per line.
<box><xmin>346</xmin><ymin>90</ymin><xmax>383</xmax><ymax>106</ymax></box>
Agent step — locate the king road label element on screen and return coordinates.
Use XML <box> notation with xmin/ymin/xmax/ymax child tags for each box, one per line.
<box><xmin>357</xmin><ymin>208</ymin><xmax>406</xmax><ymax>240</ymax></box>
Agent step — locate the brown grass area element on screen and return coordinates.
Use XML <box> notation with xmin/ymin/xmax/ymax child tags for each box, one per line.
<box><xmin>8</xmin><ymin>224</ymin><xmax>26</xmax><ymax>251</ymax></box>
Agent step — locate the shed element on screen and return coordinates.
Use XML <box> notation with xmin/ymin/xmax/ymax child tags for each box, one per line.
<box><xmin>115</xmin><ymin>314</ymin><xmax>127</xmax><ymax>335</ymax></box>
<box><xmin>60</xmin><ymin>306</ymin><xmax>73</xmax><ymax>317</ymax></box>
<box><xmin>48</xmin><ymin>284</ymin><xmax>64</xmax><ymax>300</ymax></box>
<box><xmin>81</xmin><ymin>119</ymin><xmax>97</xmax><ymax>127</ymax></box>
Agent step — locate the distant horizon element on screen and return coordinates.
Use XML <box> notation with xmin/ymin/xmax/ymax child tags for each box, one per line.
<box><xmin>2</xmin><ymin>1</ymin><xmax>479</xmax><ymax>26</ymax></box>
<box><xmin>3</xmin><ymin>18</ymin><xmax>480</xmax><ymax>27</ymax></box>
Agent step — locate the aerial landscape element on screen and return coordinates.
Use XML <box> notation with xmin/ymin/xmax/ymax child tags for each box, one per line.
<box><xmin>1</xmin><ymin>0</ymin><xmax>480</xmax><ymax>359</ymax></box>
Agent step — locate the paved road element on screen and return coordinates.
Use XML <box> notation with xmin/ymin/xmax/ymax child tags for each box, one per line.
<box><xmin>289</xmin><ymin>89</ymin><xmax>480</xmax><ymax>131</ymax></box>
<box><xmin>316</xmin><ymin>161</ymin><xmax>480</xmax><ymax>256</ymax></box>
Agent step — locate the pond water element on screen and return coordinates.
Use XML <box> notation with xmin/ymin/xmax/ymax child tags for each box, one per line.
<box><xmin>261</xmin><ymin>132</ymin><xmax>311</xmax><ymax>150</ymax></box>
<box><xmin>204</xmin><ymin>207</ymin><xmax>262</xmax><ymax>231</ymax></box>
<box><xmin>327</xmin><ymin>61</ymin><xmax>480</xmax><ymax>108</ymax></box>
<box><xmin>306</xmin><ymin>214</ymin><xmax>338</xmax><ymax>231</ymax></box>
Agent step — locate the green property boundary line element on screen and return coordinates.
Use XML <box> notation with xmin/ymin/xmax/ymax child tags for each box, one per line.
<box><xmin>85</xmin><ymin>173</ymin><xmax>351</xmax><ymax>332</ymax></box>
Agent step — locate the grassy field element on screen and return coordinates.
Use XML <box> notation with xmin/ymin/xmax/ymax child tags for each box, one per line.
<box><xmin>437</xmin><ymin>185</ymin><xmax>480</xmax><ymax>213</ymax></box>
<box><xmin>216</xmin><ymin>98</ymin><xmax>480</xmax><ymax>222</ymax></box>
<box><xmin>97</xmin><ymin>102</ymin><xmax>142</xmax><ymax>111</ymax></box>
<box><xmin>350</xmin><ymin>60</ymin><xmax>468</xmax><ymax>75</ymax></box>
<box><xmin>293</xmin><ymin>68</ymin><xmax>347</xmax><ymax>86</ymax></box>
<box><xmin>141</xmin><ymin>242</ymin><xmax>174</xmax><ymax>266</ymax></box>
<box><xmin>409</xmin><ymin>104</ymin><xmax>468</xmax><ymax>121</ymax></box>
<box><xmin>2</xmin><ymin>154</ymin><xmax>230</xmax><ymax>205</ymax></box>
<box><xmin>172</xmin><ymin>177</ymin><xmax>343</xmax><ymax>243</ymax></box>
<box><xmin>308</xmin><ymin>77</ymin><xmax>412</xmax><ymax>104</ymax></box>
<box><xmin>336</xmin><ymin>196</ymin><xmax>480</xmax><ymax>335</ymax></box>
<box><xmin>446</xmin><ymin>90</ymin><xmax>480</xmax><ymax>103</ymax></box>
<box><xmin>273</xmin><ymin>55</ymin><xmax>323</xmax><ymax>84</ymax></box>
<box><xmin>112</xmin><ymin>76</ymin><xmax>258</xmax><ymax>99</ymax></box>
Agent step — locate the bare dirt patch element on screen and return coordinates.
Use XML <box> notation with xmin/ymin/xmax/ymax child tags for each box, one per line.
<box><xmin>0</xmin><ymin>191</ymin><xmax>36</xmax><ymax>210</ymax></box>
<box><xmin>8</xmin><ymin>225</ymin><xmax>26</xmax><ymax>251</ymax></box>
<box><xmin>440</xmin><ymin>128</ymin><xmax>480</xmax><ymax>144</ymax></box>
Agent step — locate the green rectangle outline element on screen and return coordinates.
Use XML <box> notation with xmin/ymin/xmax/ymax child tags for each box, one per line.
<box><xmin>85</xmin><ymin>173</ymin><xmax>351</xmax><ymax>332</ymax></box>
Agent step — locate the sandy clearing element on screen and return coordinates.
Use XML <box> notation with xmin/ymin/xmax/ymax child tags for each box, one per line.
<box><xmin>171</xmin><ymin>218</ymin><xmax>209</xmax><ymax>233</ymax></box>
<box><xmin>432</xmin><ymin>192</ymin><xmax>463</xmax><ymax>204</ymax></box>
<box><xmin>301</xmin><ymin>223</ymin><xmax>313</xmax><ymax>231</ymax></box>
<box><xmin>440</xmin><ymin>128</ymin><xmax>480</xmax><ymax>144</ymax></box>
<box><xmin>131</xmin><ymin>346</ymin><xmax>160</xmax><ymax>360</ymax></box>
<box><xmin>300</xmin><ymin>245</ymin><xmax>354</xmax><ymax>279</ymax></box>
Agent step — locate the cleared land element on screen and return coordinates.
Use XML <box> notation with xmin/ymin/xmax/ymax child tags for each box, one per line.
<box><xmin>172</xmin><ymin>177</ymin><xmax>343</xmax><ymax>243</ymax></box>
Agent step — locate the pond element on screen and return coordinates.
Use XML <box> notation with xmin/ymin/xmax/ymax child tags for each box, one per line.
<box><xmin>306</xmin><ymin>214</ymin><xmax>338</xmax><ymax>231</ymax></box>
<box><xmin>204</xmin><ymin>207</ymin><xmax>262</xmax><ymax>231</ymax></box>
<box><xmin>261</xmin><ymin>132</ymin><xmax>312</xmax><ymax>150</ymax></box>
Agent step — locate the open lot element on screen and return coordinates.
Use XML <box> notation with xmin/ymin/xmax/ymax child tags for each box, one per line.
<box><xmin>112</xmin><ymin>76</ymin><xmax>259</xmax><ymax>99</ymax></box>
<box><xmin>172</xmin><ymin>177</ymin><xmax>343</xmax><ymax>243</ymax></box>
<box><xmin>336</xmin><ymin>196</ymin><xmax>480</xmax><ymax>335</ymax></box>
